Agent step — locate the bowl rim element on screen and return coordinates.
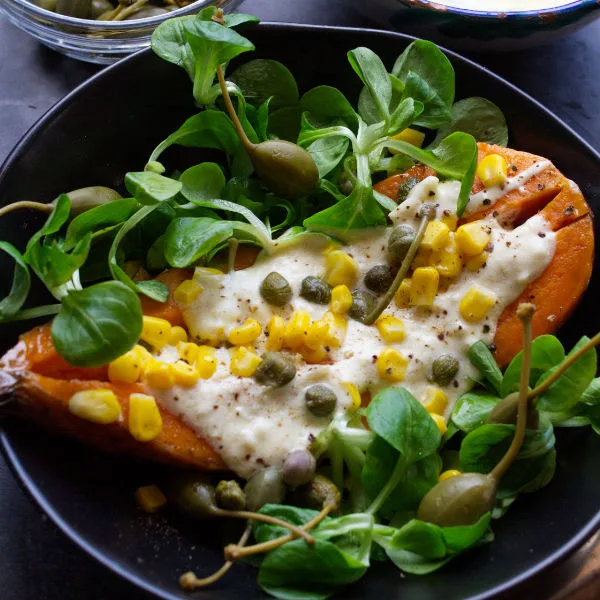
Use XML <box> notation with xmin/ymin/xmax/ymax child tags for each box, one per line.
<box><xmin>400</xmin><ymin>0</ymin><xmax>597</xmax><ymax>18</ymax></box>
<box><xmin>1</xmin><ymin>20</ymin><xmax>599</xmax><ymax>600</ymax></box>
<box><xmin>0</xmin><ymin>0</ymin><xmax>228</xmax><ymax>29</ymax></box>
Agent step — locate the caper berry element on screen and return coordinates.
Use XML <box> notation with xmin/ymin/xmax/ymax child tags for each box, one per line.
<box><xmin>300</xmin><ymin>276</ymin><xmax>331</xmax><ymax>304</ymax></box>
<box><xmin>244</xmin><ymin>467</ymin><xmax>286</xmax><ymax>512</ymax></box>
<box><xmin>364</xmin><ymin>264</ymin><xmax>394</xmax><ymax>294</ymax></box>
<box><xmin>260</xmin><ymin>272</ymin><xmax>292</xmax><ymax>307</ymax></box>
<box><xmin>281</xmin><ymin>449</ymin><xmax>316</xmax><ymax>489</ymax></box>
<box><xmin>215</xmin><ymin>480</ymin><xmax>246</xmax><ymax>511</ymax></box>
<box><xmin>348</xmin><ymin>289</ymin><xmax>377</xmax><ymax>323</ymax></box>
<box><xmin>36</xmin><ymin>0</ymin><xmax>57</xmax><ymax>10</ymax></box>
<box><xmin>54</xmin><ymin>186</ymin><xmax>122</xmax><ymax>216</ymax></box>
<box><xmin>487</xmin><ymin>391</ymin><xmax>539</xmax><ymax>429</ymax></box>
<box><xmin>305</xmin><ymin>384</ymin><xmax>337</xmax><ymax>417</ymax></box>
<box><xmin>388</xmin><ymin>224</ymin><xmax>416</xmax><ymax>263</ymax></box>
<box><xmin>122</xmin><ymin>6</ymin><xmax>169</xmax><ymax>19</ymax></box>
<box><xmin>89</xmin><ymin>0</ymin><xmax>112</xmax><ymax>18</ymax></box>
<box><xmin>292</xmin><ymin>474</ymin><xmax>341</xmax><ymax>510</ymax></box>
<box><xmin>254</xmin><ymin>351</ymin><xmax>296</xmax><ymax>387</ymax></box>
<box><xmin>417</xmin><ymin>472</ymin><xmax>497</xmax><ymax>527</ymax></box>
<box><xmin>166</xmin><ymin>473</ymin><xmax>219</xmax><ymax>519</ymax></box>
<box><xmin>396</xmin><ymin>176</ymin><xmax>420</xmax><ymax>204</ymax></box>
<box><xmin>55</xmin><ymin>0</ymin><xmax>91</xmax><ymax>17</ymax></box>
<box><xmin>431</xmin><ymin>354</ymin><xmax>460</xmax><ymax>387</ymax></box>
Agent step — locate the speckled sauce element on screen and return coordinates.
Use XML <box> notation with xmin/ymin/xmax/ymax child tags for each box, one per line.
<box><xmin>151</xmin><ymin>168</ymin><xmax>556</xmax><ymax>479</ymax></box>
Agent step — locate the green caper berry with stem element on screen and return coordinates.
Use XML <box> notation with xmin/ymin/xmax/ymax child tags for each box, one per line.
<box><xmin>348</xmin><ymin>289</ymin><xmax>377</xmax><ymax>323</ymax></box>
<box><xmin>388</xmin><ymin>224</ymin><xmax>416</xmax><ymax>263</ymax></box>
<box><xmin>56</xmin><ymin>0</ymin><xmax>91</xmax><ymax>18</ymax></box>
<box><xmin>89</xmin><ymin>0</ymin><xmax>112</xmax><ymax>18</ymax></box>
<box><xmin>166</xmin><ymin>473</ymin><xmax>220</xmax><ymax>519</ymax></box>
<box><xmin>260</xmin><ymin>272</ymin><xmax>292</xmax><ymax>307</ymax></box>
<box><xmin>364</xmin><ymin>264</ymin><xmax>394</xmax><ymax>294</ymax></box>
<box><xmin>215</xmin><ymin>480</ymin><xmax>246</xmax><ymax>511</ymax></box>
<box><xmin>36</xmin><ymin>0</ymin><xmax>57</xmax><ymax>10</ymax></box>
<box><xmin>292</xmin><ymin>474</ymin><xmax>341</xmax><ymax>510</ymax></box>
<box><xmin>300</xmin><ymin>276</ymin><xmax>332</xmax><ymax>304</ymax></box>
<box><xmin>59</xmin><ymin>186</ymin><xmax>122</xmax><ymax>215</ymax></box>
<box><xmin>254</xmin><ymin>352</ymin><xmax>296</xmax><ymax>387</ymax></box>
<box><xmin>396</xmin><ymin>176</ymin><xmax>419</xmax><ymax>204</ymax></box>
<box><xmin>431</xmin><ymin>354</ymin><xmax>460</xmax><ymax>387</ymax></box>
<box><xmin>305</xmin><ymin>384</ymin><xmax>337</xmax><ymax>417</ymax></box>
<box><xmin>281</xmin><ymin>449</ymin><xmax>316</xmax><ymax>488</ymax></box>
<box><xmin>244</xmin><ymin>467</ymin><xmax>287</xmax><ymax>512</ymax></box>
<box><xmin>487</xmin><ymin>391</ymin><xmax>539</xmax><ymax>429</ymax></box>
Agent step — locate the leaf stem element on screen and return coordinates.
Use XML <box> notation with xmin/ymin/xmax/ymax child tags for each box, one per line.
<box><xmin>0</xmin><ymin>201</ymin><xmax>53</xmax><ymax>217</ymax></box>
<box><xmin>227</xmin><ymin>238</ymin><xmax>239</xmax><ymax>274</ymax></box>
<box><xmin>0</xmin><ymin>303</ymin><xmax>62</xmax><ymax>322</ymax></box>
<box><xmin>491</xmin><ymin>304</ymin><xmax>534</xmax><ymax>481</ymax></box>
<box><xmin>366</xmin><ymin>454</ymin><xmax>406</xmax><ymax>515</ymax></box>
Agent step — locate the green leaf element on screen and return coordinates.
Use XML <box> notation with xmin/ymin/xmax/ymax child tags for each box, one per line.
<box><xmin>536</xmin><ymin>336</ymin><xmax>597</xmax><ymax>413</ymax></box>
<box><xmin>25</xmin><ymin>193</ymin><xmax>70</xmax><ymax>256</ymax></box>
<box><xmin>151</xmin><ymin>16</ymin><xmax>197</xmax><ymax>79</ymax></box>
<box><xmin>300</xmin><ymin>86</ymin><xmax>358</xmax><ymax>130</ymax></box>
<box><xmin>124</xmin><ymin>172</ymin><xmax>182</xmax><ymax>206</ymax></box>
<box><xmin>390</xmin><ymin>520</ymin><xmax>447</xmax><ymax>559</ymax></box>
<box><xmin>52</xmin><ymin>281</ymin><xmax>142</xmax><ymax>367</ymax></box>
<box><xmin>432</xmin><ymin>97</ymin><xmax>508</xmax><ymax>147</ymax></box>
<box><xmin>179</xmin><ymin>162</ymin><xmax>226</xmax><ymax>202</ymax></box>
<box><xmin>0</xmin><ymin>242</ymin><xmax>31</xmax><ymax>320</ymax></box>
<box><xmin>388</xmin><ymin>97</ymin><xmax>423</xmax><ymax>136</ymax></box>
<box><xmin>307</xmin><ymin>136</ymin><xmax>349</xmax><ymax>178</ymax></box>
<box><xmin>230</xmin><ymin>59</ymin><xmax>299</xmax><ymax>109</ymax></box>
<box><xmin>581</xmin><ymin>377</ymin><xmax>600</xmax><ymax>406</ymax></box>
<box><xmin>268</xmin><ymin>106</ymin><xmax>304</xmax><ymax>142</ymax></box>
<box><xmin>135</xmin><ymin>280</ymin><xmax>169</xmax><ymax>303</ymax></box>
<box><xmin>348</xmin><ymin>47</ymin><xmax>392</xmax><ymax>121</ymax></box>
<box><xmin>164</xmin><ymin>217</ymin><xmax>233</xmax><ymax>267</ymax></box>
<box><xmin>223</xmin><ymin>13</ymin><xmax>260</xmax><ymax>28</ymax></box>
<box><xmin>449</xmin><ymin>392</ymin><xmax>501</xmax><ymax>434</ymax></box>
<box><xmin>467</xmin><ymin>340</ymin><xmax>503</xmax><ymax>395</ymax></box>
<box><xmin>500</xmin><ymin>335</ymin><xmax>565</xmax><ymax>397</ymax></box>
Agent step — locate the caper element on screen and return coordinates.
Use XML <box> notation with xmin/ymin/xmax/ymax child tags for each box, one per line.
<box><xmin>215</xmin><ymin>480</ymin><xmax>246</xmax><ymax>511</ymax></box>
<box><xmin>51</xmin><ymin>186</ymin><xmax>122</xmax><ymax>216</ymax></box>
<box><xmin>388</xmin><ymin>224</ymin><xmax>416</xmax><ymax>263</ymax></box>
<box><xmin>122</xmin><ymin>6</ymin><xmax>169</xmax><ymax>19</ymax></box>
<box><xmin>281</xmin><ymin>449</ymin><xmax>316</xmax><ymax>489</ymax></box>
<box><xmin>292</xmin><ymin>474</ymin><xmax>341</xmax><ymax>510</ymax></box>
<box><xmin>418</xmin><ymin>201</ymin><xmax>437</xmax><ymax>219</ymax></box>
<box><xmin>89</xmin><ymin>0</ymin><xmax>112</xmax><ymax>18</ymax></box>
<box><xmin>348</xmin><ymin>289</ymin><xmax>377</xmax><ymax>323</ymax></box>
<box><xmin>249</xmin><ymin>140</ymin><xmax>319</xmax><ymax>198</ymax></box>
<box><xmin>487</xmin><ymin>391</ymin><xmax>539</xmax><ymax>429</ymax></box>
<box><xmin>36</xmin><ymin>0</ymin><xmax>57</xmax><ymax>10</ymax></box>
<box><xmin>417</xmin><ymin>472</ymin><xmax>497</xmax><ymax>527</ymax></box>
<box><xmin>244</xmin><ymin>467</ymin><xmax>286</xmax><ymax>511</ymax></box>
<box><xmin>254</xmin><ymin>352</ymin><xmax>296</xmax><ymax>387</ymax></box>
<box><xmin>55</xmin><ymin>0</ymin><xmax>91</xmax><ymax>17</ymax></box>
<box><xmin>300</xmin><ymin>276</ymin><xmax>331</xmax><ymax>305</ymax></box>
<box><xmin>260</xmin><ymin>272</ymin><xmax>292</xmax><ymax>307</ymax></box>
<box><xmin>305</xmin><ymin>384</ymin><xmax>337</xmax><ymax>417</ymax></box>
<box><xmin>364</xmin><ymin>264</ymin><xmax>394</xmax><ymax>294</ymax></box>
<box><xmin>166</xmin><ymin>473</ymin><xmax>219</xmax><ymax>519</ymax></box>
<box><xmin>431</xmin><ymin>354</ymin><xmax>460</xmax><ymax>387</ymax></box>
<box><xmin>396</xmin><ymin>176</ymin><xmax>419</xmax><ymax>204</ymax></box>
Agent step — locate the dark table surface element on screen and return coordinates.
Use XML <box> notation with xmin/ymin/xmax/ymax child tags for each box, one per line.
<box><xmin>1</xmin><ymin>2</ymin><xmax>600</xmax><ymax>599</ymax></box>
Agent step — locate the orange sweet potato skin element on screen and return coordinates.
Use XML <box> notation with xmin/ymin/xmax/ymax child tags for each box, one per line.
<box><xmin>375</xmin><ymin>142</ymin><xmax>594</xmax><ymax>366</ymax></box>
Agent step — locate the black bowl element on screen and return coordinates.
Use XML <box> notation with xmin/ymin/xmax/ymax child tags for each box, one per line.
<box><xmin>1</xmin><ymin>23</ymin><xmax>599</xmax><ymax>600</ymax></box>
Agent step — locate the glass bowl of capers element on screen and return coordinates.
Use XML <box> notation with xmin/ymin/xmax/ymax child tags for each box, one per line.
<box><xmin>0</xmin><ymin>0</ymin><xmax>240</xmax><ymax>64</ymax></box>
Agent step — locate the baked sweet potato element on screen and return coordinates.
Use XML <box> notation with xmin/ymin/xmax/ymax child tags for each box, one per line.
<box><xmin>374</xmin><ymin>142</ymin><xmax>595</xmax><ymax>366</ymax></box>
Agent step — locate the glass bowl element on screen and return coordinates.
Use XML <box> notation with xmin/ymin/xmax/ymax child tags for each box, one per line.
<box><xmin>0</xmin><ymin>0</ymin><xmax>241</xmax><ymax>64</ymax></box>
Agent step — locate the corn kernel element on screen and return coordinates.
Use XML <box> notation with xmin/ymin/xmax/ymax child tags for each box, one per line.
<box><xmin>455</xmin><ymin>221</ymin><xmax>491</xmax><ymax>257</ymax></box>
<box><xmin>395</xmin><ymin>278</ymin><xmax>412</xmax><ymax>308</ymax></box>
<box><xmin>299</xmin><ymin>345</ymin><xmax>328</xmax><ymax>364</ymax></box>
<box><xmin>477</xmin><ymin>153</ymin><xmax>508</xmax><ymax>188</ymax></box>
<box><xmin>324</xmin><ymin>250</ymin><xmax>359</xmax><ymax>287</ymax></box>
<box><xmin>167</xmin><ymin>326</ymin><xmax>188</xmax><ymax>346</ymax></box>
<box><xmin>410</xmin><ymin>267</ymin><xmax>439</xmax><ymax>307</ymax></box>
<box><xmin>431</xmin><ymin>235</ymin><xmax>462</xmax><ymax>278</ymax></box>
<box><xmin>265</xmin><ymin>315</ymin><xmax>286</xmax><ymax>351</ymax></box>
<box><xmin>439</xmin><ymin>469</ymin><xmax>461</xmax><ymax>483</ymax></box>
<box><xmin>322</xmin><ymin>311</ymin><xmax>347</xmax><ymax>348</ymax></box>
<box><xmin>141</xmin><ymin>316</ymin><xmax>172</xmax><ymax>350</ymax></box>
<box><xmin>441</xmin><ymin>213</ymin><xmax>458</xmax><ymax>232</ymax></box>
<box><xmin>128</xmin><ymin>393</ymin><xmax>163</xmax><ymax>442</ymax></box>
<box><xmin>376</xmin><ymin>315</ymin><xmax>406</xmax><ymax>343</ymax></box>
<box><xmin>196</xmin><ymin>345</ymin><xmax>217</xmax><ymax>379</ymax></box>
<box><xmin>193</xmin><ymin>267</ymin><xmax>224</xmax><ymax>280</ymax></box>
<box><xmin>177</xmin><ymin>342</ymin><xmax>199</xmax><ymax>364</ymax></box>
<box><xmin>144</xmin><ymin>360</ymin><xmax>175</xmax><ymax>389</ymax></box>
<box><xmin>330</xmin><ymin>285</ymin><xmax>353</xmax><ymax>315</ymax></box>
<box><xmin>284</xmin><ymin>311</ymin><xmax>311</xmax><ymax>349</ymax></box>
<box><xmin>68</xmin><ymin>389</ymin><xmax>121</xmax><ymax>424</ymax></box>
<box><xmin>135</xmin><ymin>485</ymin><xmax>167</xmax><ymax>513</ymax></box>
<box><xmin>430</xmin><ymin>413</ymin><xmax>447</xmax><ymax>435</ymax></box>
<box><xmin>228</xmin><ymin>318</ymin><xmax>262</xmax><ymax>346</ymax></box>
<box><xmin>230</xmin><ymin>346</ymin><xmax>261</xmax><ymax>377</ymax></box>
<box><xmin>423</xmin><ymin>386</ymin><xmax>448</xmax><ymax>414</ymax></box>
<box><xmin>465</xmin><ymin>251</ymin><xmax>489</xmax><ymax>272</ymax></box>
<box><xmin>173</xmin><ymin>279</ymin><xmax>203</xmax><ymax>306</ymax></box>
<box><xmin>322</xmin><ymin>243</ymin><xmax>342</xmax><ymax>256</ymax></box>
<box><xmin>171</xmin><ymin>361</ymin><xmax>200</xmax><ymax>386</ymax></box>
<box><xmin>343</xmin><ymin>382</ymin><xmax>362</xmax><ymax>411</ymax></box>
<box><xmin>459</xmin><ymin>286</ymin><xmax>496</xmax><ymax>323</ymax></box>
<box><xmin>305</xmin><ymin>320</ymin><xmax>330</xmax><ymax>350</ymax></box>
<box><xmin>421</xmin><ymin>221</ymin><xmax>450</xmax><ymax>252</ymax></box>
<box><xmin>389</xmin><ymin>128</ymin><xmax>426</xmax><ymax>151</ymax></box>
<box><xmin>376</xmin><ymin>347</ymin><xmax>409</xmax><ymax>382</ymax></box>
<box><xmin>412</xmin><ymin>247</ymin><xmax>432</xmax><ymax>269</ymax></box>
<box><xmin>108</xmin><ymin>349</ymin><xmax>145</xmax><ymax>384</ymax></box>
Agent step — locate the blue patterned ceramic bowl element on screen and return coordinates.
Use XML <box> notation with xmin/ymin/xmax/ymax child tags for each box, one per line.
<box><xmin>354</xmin><ymin>0</ymin><xmax>600</xmax><ymax>51</ymax></box>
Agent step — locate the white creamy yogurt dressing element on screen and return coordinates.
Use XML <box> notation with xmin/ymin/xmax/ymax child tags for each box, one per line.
<box><xmin>431</xmin><ymin>0</ymin><xmax>575</xmax><ymax>12</ymax></box>
<box><xmin>152</xmin><ymin>169</ymin><xmax>556</xmax><ymax>479</ymax></box>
